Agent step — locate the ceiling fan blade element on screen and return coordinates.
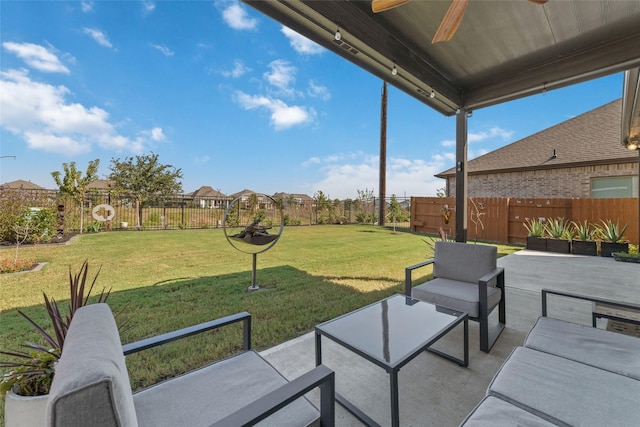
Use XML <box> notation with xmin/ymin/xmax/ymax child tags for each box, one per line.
<box><xmin>372</xmin><ymin>0</ymin><xmax>411</xmax><ymax>13</ymax></box>
<box><xmin>528</xmin><ymin>0</ymin><xmax>549</xmax><ymax>4</ymax></box>
<box><xmin>431</xmin><ymin>0</ymin><xmax>469</xmax><ymax>44</ymax></box>
<box><xmin>432</xmin><ymin>0</ymin><xmax>469</xmax><ymax>44</ymax></box>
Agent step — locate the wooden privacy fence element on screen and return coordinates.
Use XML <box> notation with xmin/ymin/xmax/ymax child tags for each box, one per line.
<box><xmin>411</xmin><ymin>197</ymin><xmax>639</xmax><ymax>246</ymax></box>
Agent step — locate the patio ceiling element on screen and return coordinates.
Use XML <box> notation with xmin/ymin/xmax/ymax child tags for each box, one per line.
<box><xmin>244</xmin><ymin>0</ymin><xmax>640</xmax><ymax>140</ymax></box>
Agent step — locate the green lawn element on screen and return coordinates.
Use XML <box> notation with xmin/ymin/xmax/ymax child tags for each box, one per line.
<box><xmin>0</xmin><ymin>225</ymin><xmax>521</xmax><ymax>421</ymax></box>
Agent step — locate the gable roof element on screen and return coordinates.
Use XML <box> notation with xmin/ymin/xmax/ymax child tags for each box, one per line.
<box><xmin>272</xmin><ymin>192</ymin><xmax>313</xmax><ymax>202</ymax></box>
<box><xmin>188</xmin><ymin>186</ymin><xmax>228</xmax><ymax>198</ymax></box>
<box><xmin>1</xmin><ymin>179</ymin><xmax>45</xmax><ymax>190</ymax></box>
<box><xmin>86</xmin><ymin>179</ymin><xmax>114</xmax><ymax>190</ymax></box>
<box><xmin>436</xmin><ymin>99</ymin><xmax>637</xmax><ymax>178</ymax></box>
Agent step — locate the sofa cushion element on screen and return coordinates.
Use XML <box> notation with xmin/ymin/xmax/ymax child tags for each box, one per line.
<box><xmin>488</xmin><ymin>347</ymin><xmax>640</xmax><ymax>427</ymax></box>
<box><xmin>134</xmin><ymin>350</ymin><xmax>319</xmax><ymax>427</ymax></box>
<box><xmin>524</xmin><ymin>316</ymin><xmax>640</xmax><ymax>380</ymax></box>
<box><xmin>47</xmin><ymin>304</ymin><xmax>138</xmax><ymax>427</ymax></box>
<box><xmin>412</xmin><ymin>278</ymin><xmax>501</xmax><ymax>318</ymax></box>
<box><xmin>433</xmin><ymin>242</ymin><xmax>496</xmax><ymax>284</ymax></box>
<box><xmin>458</xmin><ymin>395</ymin><xmax>557</xmax><ymax>427</ymax></box>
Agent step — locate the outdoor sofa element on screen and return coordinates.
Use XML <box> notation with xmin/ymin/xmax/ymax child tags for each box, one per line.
<box><xmin>460</xmin><ymin>289</ymin><xmax>640</xmax><ymax>426</ymax></box>
<box><xmin>45</xmin><ymin>303</ymin><xmax>335</xmax><ymax>426</ymax></box>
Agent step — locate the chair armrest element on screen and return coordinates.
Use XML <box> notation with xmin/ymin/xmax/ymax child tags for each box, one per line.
<box><xmin>478</xmin><ymin>267</ymin><xmax>504</xmax><ymax>289</ymax></box>
<box><xmin>405</xmin><ymin>259</ymin><xmax>435</xmax><ymax>296</ymax></box>
<box><xmin>541</xmin><ymin>289</ymin><xmax>640</xmax><ymax>317</ymax></box>
<box><xmin>122</xmin><ymin>311</ymin><xmax>251</xmax><ymax>356</ymax></box>
<box><xmin>210</xmin><ymin>364</ymin><xmax>335</xmax><ymax>427</ymax></box>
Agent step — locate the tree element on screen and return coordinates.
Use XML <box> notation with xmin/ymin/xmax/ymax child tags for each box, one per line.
<box><xmin>51</xmin><ymin>159</ymin><xmax>100</xmax><ymax>234</ymax></box>
<box><xmin>387</xmin><ymin>194</ymin><xmax>402</xmax><ymax>233</ymax></box>
<box><xmin>108</xmin><ymin>153</ymin><xmax>183</xmax><ymax>228</ymax></box>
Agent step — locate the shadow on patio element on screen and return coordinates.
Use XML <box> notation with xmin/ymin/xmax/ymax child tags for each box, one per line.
<box><xmin>260</xmin><ymin>250</ymin><xmax>640</xmax><ymax>426</ymax></box>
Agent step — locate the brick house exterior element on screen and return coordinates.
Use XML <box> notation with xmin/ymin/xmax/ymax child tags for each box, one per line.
<box><xmin>436</xmin><ymin>99</ymin><xmax>639</xmax><ymax>198</ymax></box>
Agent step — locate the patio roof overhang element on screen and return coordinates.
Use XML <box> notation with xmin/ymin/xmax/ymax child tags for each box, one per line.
<box><xmin>243</xmin><ymin>0</ymin><xmax>640</xmax><ymax>240</ymax></box>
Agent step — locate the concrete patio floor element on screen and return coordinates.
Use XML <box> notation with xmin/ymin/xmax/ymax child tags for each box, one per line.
<box><xmin>259</xmin><ymin>250</ymin><xmax>640</xmax><ymax>426</ymax></box>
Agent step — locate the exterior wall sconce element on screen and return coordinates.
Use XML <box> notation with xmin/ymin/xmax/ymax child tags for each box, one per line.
<box><xmin>623</xmin><ymin>136</ymin><xmax>639</xmax><ymax>150</ymax></box>
<box><xmin>334</xmin><ymin>24</ymin><xmax>341</xmax><ymax>41</ymax></box>
<box><xmin>391</xmin><ymin>64</ymin><xmax>397</xmax><ymax>76</ymax></box>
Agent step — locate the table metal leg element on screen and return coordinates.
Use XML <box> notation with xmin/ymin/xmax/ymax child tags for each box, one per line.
<box><xmin>315</xmin><ymin>331</ymin><xmax>322</xmax><ymax>366</ymax></box>
<box><xmin>390</xmin><ymin>370</ymin><xmax>400</xmax><ymax>427</ymax></box>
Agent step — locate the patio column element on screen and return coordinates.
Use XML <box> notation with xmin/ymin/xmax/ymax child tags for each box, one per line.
<box><xmin>455</xmin><ymin>108</ymin><xmax>468</xmax><ymax>242</ymax></box>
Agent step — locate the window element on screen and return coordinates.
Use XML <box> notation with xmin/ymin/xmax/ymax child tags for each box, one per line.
<box><xmin>591</xmin><ymin>176</ymin><xmax>638</xmax><ymax>198</ymax></box>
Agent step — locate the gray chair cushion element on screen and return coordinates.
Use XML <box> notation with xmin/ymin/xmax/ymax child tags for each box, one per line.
<box><xmin>433</xmin><ymin>242</ymin><xmax>496</xmax><ymax>284</ymax></box>
<box><xmin>488</xmin><ymin>347</ymin><xmax>640</xmax><ymax>427</ymax></box>
<box><xmin>524</xmin><ymin>316</ymin><xmax>640</xmax><ymax>380</ymax></box>
<box><xmin>459</xmin><ymin>395</ymin><xmax>557</xmax><ymax>427</ymax></box>
<box><xmin>47</xmin><ymin>304</ymin><xmax>138</xmax><ymax>427</ymax></box>
<box><xmin>412</xmin><ymin>278</ymin><xmax>501</xmax><ymax>318</ymax></box>
<box><xmin>134</xmin><ymin>350</ymin><xmax>319</xmax><ymax>427</ymax></box>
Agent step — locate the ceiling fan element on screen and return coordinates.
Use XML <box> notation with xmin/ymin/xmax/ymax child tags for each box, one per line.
<box><xmin>372</xmin><ymin>0</ymin><xmax>548</xmax><ymax>43</ymax></box>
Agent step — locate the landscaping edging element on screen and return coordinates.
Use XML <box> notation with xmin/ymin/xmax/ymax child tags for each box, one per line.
<box><xmin>2</xmin><ymin>262</ymin><xmax>47</xmax><ymax>275</ymax></box>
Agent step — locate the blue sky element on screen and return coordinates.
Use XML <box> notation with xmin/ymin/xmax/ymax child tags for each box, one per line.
<box><xmin>0</xmin><ymin>1</ymin><xmax>625</xmax><ymax>199</ymax></box>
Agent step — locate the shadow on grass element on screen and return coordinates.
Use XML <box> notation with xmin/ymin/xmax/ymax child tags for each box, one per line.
<box><xmin>1</xmin><ymin>265</ymin><xmax>403</xmax><ymax>391</ymax></box>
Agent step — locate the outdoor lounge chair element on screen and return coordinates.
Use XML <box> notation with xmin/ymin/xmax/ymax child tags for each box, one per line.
<box><xmin>405</xmin><ymin>241</ymin><xmax>505</xmax><ymax>352</ymax></box>
<box><xmin>46</xmin><ymin>303</ymin><xmax>335</xmax><ymax>426</ymax></box>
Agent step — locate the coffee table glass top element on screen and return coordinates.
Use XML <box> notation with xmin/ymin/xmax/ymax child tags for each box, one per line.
<box><xmin>316</xmin><ymin>294</ymin><xmax>465</xmax><ymax>367</ymax></box>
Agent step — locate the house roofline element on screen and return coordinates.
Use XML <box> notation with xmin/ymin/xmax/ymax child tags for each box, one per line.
<box><xmin>435</xmin><ymin>157</ymin><xmax>638</xmax><ymax>179</ymax></box>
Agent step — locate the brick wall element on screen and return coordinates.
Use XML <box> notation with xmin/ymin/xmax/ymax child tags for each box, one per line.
<box><xmin>445</xmin><ymin>161</ymin><xmax>638</xmax><ymax>198</ymax></box>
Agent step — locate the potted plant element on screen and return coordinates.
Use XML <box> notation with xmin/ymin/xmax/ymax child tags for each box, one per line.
<box><xmin>523</xmin><ymin>217</ymin><xmax>547</xmax><ymax>251</ymax></box>
<box><xmin>544</xmin><ymin>217</ymin><xmax>571</xmax><ymax>253</ymax></box>
<box><xmin>0</xmin><ymin>261</ymin><xmax>113</xmax><ymax>427</ymax></box>
<box><xmin>598</xmin><ymin>219</ymin><xmax>629</xmax><ymax>257</ymax></box>
<box><xmin>570</xmin><ymin>220</ymin><xmax>598</xmax><ymax>256</ymax></box>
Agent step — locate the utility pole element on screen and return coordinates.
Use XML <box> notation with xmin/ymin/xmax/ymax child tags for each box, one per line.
<box><xmin>379</xmin><ymin>81</ymin><xmax>387</xmax><ymax>226</ymax></box>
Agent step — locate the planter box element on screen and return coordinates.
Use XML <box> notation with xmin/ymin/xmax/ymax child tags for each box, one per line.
<box><xmin>614</xmin><ymin>253</ymin><xmax>640</xmax><ymax>263</ymax></box>
<box><xmin>571</xmin><ymin>240</ymin><xmax>598</xmax><ymax>256</ymax></box>
<box><xmin>547</xmin><ymin>239</ymin><xmax>570</xmax><ymax>253</ymax></box>
<box><xmin>601</xmin><ymin>242</ymin><xmax>629</xmax><ymax>257</ymax></box>
<box><xmin>526</xmin><ymin>236</ymin><xmax>547</xmax><ymax>252</ymax></box>
<box><xmin>4</xmin><ymin>389</ymin><xmax>47</xmax><ymax>427</ymax></box>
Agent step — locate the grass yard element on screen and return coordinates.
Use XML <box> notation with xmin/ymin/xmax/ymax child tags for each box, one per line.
<box><xmin>0</xmin><ymin>225</ymin><xmax>521</xmax><ymax>422</ymax></box>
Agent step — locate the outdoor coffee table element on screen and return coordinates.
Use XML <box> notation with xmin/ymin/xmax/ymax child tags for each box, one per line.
<box><xmin>315</xmin><ymin>294</ymin><xmax>468</xmax><ymax>427</ymax></box>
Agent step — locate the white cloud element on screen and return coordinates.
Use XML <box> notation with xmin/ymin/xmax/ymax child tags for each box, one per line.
<box><xmin>83</xmin><ymin>28</ymin><xmax>113</xmax><ymax>48</ymax></box>
<box><xmin>308</xmin><ymin>153</ymin><xmax>448</xmax><ymax>199</ymax></box>
<box><xmin>440</xmin><ymin>139</ymin><xmax>455</xmax><ymax>147</ymax></box>
<box><xmin>302</xmin><ymin>157</ymin><xmax>321</xmax><ymax>166</ymax></box>
<box><xmin>2</xmin><ymin>42</ymin><xmax>70</xmax><ymax>74</ymax></box>
<box><xmin>264</xmin><ymin>59</ymin><xmax>297</xmax><ymax>96</ymax></box>
<box><xmin>234</xmin><ymin>91</ymin><xmax>315</xmax><ymax>130</ymax></box>
<box><xmin>468</xmin><ymin>126</ymin><xmax>513</xmax><ymax>143</ymax></box>
<box><xmin>441</xmin><ymin>126</ymin><xmax>512</xmax><ymax>148</ymax></box>
<box><xmin>0</xmin><ymin>68</ymin><xmax>159</xmax><ymax>155</ymax></box>
<box><xmin>81</xmin><ymin>1</ymin><xmax>94</xmax><ymax>13</ymax></box>
<box><xmin>221</xmin><ymin>60</ymin><xmax>251</xmax><ymax>78</ymax></box>
<box><xmin>150</xmin><ymin>44</ymin><xmax>174</xmax><ymax>57</ymax></box>
<box><xmin>194</xmin><ymin>155</ymin><xmax>210</xmax><ymax>165</ymax></box>
<box><xmin>308</xmin><ymin>80</ymin><xmax>331</xmax><ymax>101</ymax></box>
<box><xmin>281</xmin><ymin>27</ymin><xmax>324</xmax><ymax>55</ymax></box>
<box><xmin>221</xmin><ymin>2</ymin><xmax>257</xmax><ymax>30</ymax></box>
<box><xmin>142</xmin><ymin>1</ymin><xmax>156</xmax><ymax>14</ymax></box>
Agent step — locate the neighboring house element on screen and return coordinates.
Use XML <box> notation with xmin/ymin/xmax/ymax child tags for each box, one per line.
<box><xmin>272</xmin><ymin>192</ymin><xmax>314</xmax><ymax>208</ymax></box>
<box><xmin>436</xmin><ymin>99</ymin><xmax>639</xmax><ymax>198</ymax></box>
<box><xmin>0</xmin><ymin>179</ymin><xmax>45</xmax><ymax>190</ymax></box>
<box><xmin>86</xmin><ymin>179</ymin><xmax>115</xmax><ymax>191</ymax></box>
<box><xmin>185</xmin><ymin>186</ymin><xmax>231</xmax><ymax>209</ymax></box>
<box><xmin>228</xmin><ymin>189</ymin><xmax>272</xmax><ymax>209</ymax></box>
